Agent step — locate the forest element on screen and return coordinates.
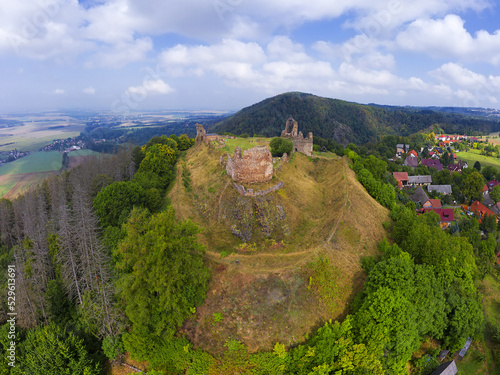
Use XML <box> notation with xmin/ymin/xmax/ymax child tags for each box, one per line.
<box><xmin>0</xmin><ymin>130</ymin><xmax>498</xmax><ymax>374</ymax></box>
<box><xmin>211</xmin><ymin>92</ymin><xmax>500</xmax><ymax>145</ymax></box>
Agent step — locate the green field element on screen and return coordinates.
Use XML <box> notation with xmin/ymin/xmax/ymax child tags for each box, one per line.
<box><xmin>0</xmin><ymin>151</ymin><xmax>62</xmax><ymax>175</ymax></box>
<box><xmin>457</xmin><ymin>149</ymin><xmax>500</xmax><ymax>171</ymax></box>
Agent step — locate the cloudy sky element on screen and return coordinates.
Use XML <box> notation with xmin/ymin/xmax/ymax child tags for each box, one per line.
<box><xmin>1</xmin><ymin>0</ymin><xmax>500</xmax><ymax>113</ymax></box>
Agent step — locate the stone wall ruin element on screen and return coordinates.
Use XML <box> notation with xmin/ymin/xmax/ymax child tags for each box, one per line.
<box><xmin>226</xmin><ymin>146</ymin><xmax>273</xmax><ymax>184</ymax></box>
<box><xmin>281</xmin><ymin>117</ymin><xmax>313</xmax><ymax>157</ymax></box>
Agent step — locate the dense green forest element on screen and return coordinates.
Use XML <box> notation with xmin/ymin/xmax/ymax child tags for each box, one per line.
<box><xmin>211</xmin><ymin>92</ymin><xmax>500</xmax><ymax>145</ymax></box>
<box><xmin>0</xmin><ymin>130</ymin><xmax>499</xmax><ymax>374</ymax></box>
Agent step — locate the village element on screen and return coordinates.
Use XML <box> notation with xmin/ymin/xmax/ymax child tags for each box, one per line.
<box><xmin>390</xmin><ymin>134</ymin><xmax>500</xmax><ymax>266</ymax></box>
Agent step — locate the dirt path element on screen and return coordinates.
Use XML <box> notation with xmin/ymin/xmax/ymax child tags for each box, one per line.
<box><xmin>324</xmin><ymin>157</ymin><xmax>349</xmax><ymax>245</ymax></box>
<box><xmin>218</xmin><ymin>180</ymin><xmax>230</xmax><ymax>221</ymax></box>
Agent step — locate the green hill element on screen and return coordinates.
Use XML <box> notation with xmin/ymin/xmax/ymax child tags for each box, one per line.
<box><xmin>169</xmin><ymin>141</ymin><xmax>389</xmax><ymax>353</ymax></box>
<box><xmin>211</xmin><ymin>92</ymin><xmax>500</xmax><ymax>145</ymax></box>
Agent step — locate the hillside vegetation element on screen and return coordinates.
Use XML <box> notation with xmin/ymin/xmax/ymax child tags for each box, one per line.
<box><xmin>169</xmin><ymin>140</ymin><xmax>390</xmax><ymax>353</ymax></box>
<box><xmin>211</xmin><ymin>92</ymin><xmax>500</xmax><ymax>145</ymax></box>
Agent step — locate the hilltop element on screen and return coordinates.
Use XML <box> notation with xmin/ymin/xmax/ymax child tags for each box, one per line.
<box><xmin>168</xmin><ymin>138</ymin><xmax>390</xmax><ymax>353</ymax></box>
<box><xmin>211</xmin><ymin>92</ymin><xmax>500</xmax><ymax>145</ymax></box>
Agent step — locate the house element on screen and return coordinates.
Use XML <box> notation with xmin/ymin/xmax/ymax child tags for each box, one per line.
<box><xmin>393</xmin><ymin>172</ymin><xmax>409</xmax><ymax>188</ymax></box>
<box><xmin>429</xmin><ymin>199</ymin><xmax>442</xmax><ymax>208</ymax></box>
<box><xmin>490</xmin><ymin>202</ymin><xmax>500</xmax><ymax>216</ymax></box>
<box><xmin>457</xmin><ymin>160</ymin><xmax>468</xmax><ymax>169</ymax></box>
<box><xmin>485</xmin><ymin>180</ymin><xmax>500</xmax><ymax>191</ymax></box>
<box><xmin>408</xmin><ymin>175</ymin><xmax>432</xmax><ymax>186</ymax></box>
<box><xmin>410</xmin><ymin>187</ymin><xmax>430</xmax><ymax>206</ymax></box>
<box><xmin>403</xmin><ymin>155</ymin><xmax>418</xmax><ymax>168</ymax></box>
<box><xmin>430</xmin><ymin>360</ymin><xmax>458</xmax><ymax>375</ymax></box>
<box><xmin>469</xmin><ymin>201</ymin><xmax>498</xmax><ymax>224</ymax></box>
<box><xmin>497</xmin><ymin>250</ymin><xmax>500</xmax><ymax>265</ymax></box>
<box><xmin>447</xmin><ymin>164</ymin><xmax>462</xmax><ymax>173</ymax></box>
<box><xmin>423</xmin><ymin>208</ymin><xmax>454</xmax><ymax>228</ymax></box>
<box><xmin>421</xmin><ymin>159</ymin><xmax>443</xmax><ymax>171</ymax></box>
<box><xmin>408</xmin><ymin>149</ymin><xmax>418</xmax><ymax>157</ymax></box>
<box><xmin>428</xmin><ymin>185</ymin><xmax>452</xmax><ymax>195</ymax></box>
<box><xmin>396</xmin><ymin>144</ymin><xmax>410</xmax><ymax>157</ymax></box>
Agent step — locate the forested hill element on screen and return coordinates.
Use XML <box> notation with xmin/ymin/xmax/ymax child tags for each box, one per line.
<box><xmin>211</xmin><ymin>92</ymin><xmax>500</xmax><ymax>145</ymax></box>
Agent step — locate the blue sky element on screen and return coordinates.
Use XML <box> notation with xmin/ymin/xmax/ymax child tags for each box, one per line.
<box><xmin>1</xmin><ymin>0</ymin><xmax>500</xmax><ymax>113</ymax></box>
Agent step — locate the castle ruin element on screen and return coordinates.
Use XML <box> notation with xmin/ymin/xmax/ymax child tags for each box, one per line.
<box><xmin>195</xmin><ymin>123</ymin><xmax>219</xmax><ymax>144</ymax></box>
<box><xmin>226</xmin><ymin>146</ymin><xmax>273</xmax><ymax>184</ymax></box>
<box><xmin>281</xmin><ymin>117</ymin><xmax>313</xmax><ymax>156</ymax></box>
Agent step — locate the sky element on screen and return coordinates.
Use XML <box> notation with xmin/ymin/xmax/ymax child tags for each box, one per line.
<box><xmin>1</xmin><ymin>0</ymin><xmax>500</xmax><ymax>113</ymax></box>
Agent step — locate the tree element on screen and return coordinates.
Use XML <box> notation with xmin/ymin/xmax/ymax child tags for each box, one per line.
<box><xmin>491</xmin><ymin>185</ymin><xmax>500</xmax><ymax>202</ymax></box>
<box><xmin>17</xmin><ymin>323</ymin><xmax>101</xmax><ymax>375</ymax></box>
<box><xmin>115</xmin><ymin>208</ymin><xmax>210</xmax><ymax>360</ymax></box>
<box><xmin>462</xmin><ymin>171</ymin><xmax>484</xmax><ymax>202</ymax></box>
<box><xmin>481</xmin><ymin>165</ymin><xmax>498</xmax><ymax>181</ymax></box>
<box><xmin>269</xmin><ymin>137</ymin><xmax>293</xmax><ymax>157</ymax></box>
<box><xmin>473</xmin><ymin>161</ymin><xmax>481</xmax><ymax>171</ymax></box>
<box><xmin>93</xmin><ymin>181</ymin><xmax>148</xmax><ymax>228</ymax></box>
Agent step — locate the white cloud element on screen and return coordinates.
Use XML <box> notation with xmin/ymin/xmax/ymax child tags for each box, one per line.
<box><xmin>53</xmin><ymin>88</ymin><xmax>65</xmax><ymax>95</ymax></box>
<box><xmin>125</xmin><ymin>79</ymin><xmax>174</xmax><ymax>98</ymax></box>
<box><xmin>429</xmin><ymin>63</ymin><xmax>500</xmax><ymax>105</ymax></box>
<box><xmin>83</xmin><ymin>87</ymin><xmax>95</xmax><ymax>95</ymax></box>
<box><xmin>396</xmin><ymin>14</ymin><xmax>500</xmax><ymax>64</ymax></box>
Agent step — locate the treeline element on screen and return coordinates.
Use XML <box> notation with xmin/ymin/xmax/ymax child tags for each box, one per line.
<box><xmin>211</xmin><ymin>92</ymin><xmax>500</xmax><ymax>145</ymax></box>
<box><xmin>0</xmin><ymin>134</ymin><xmax>204</xmax><ymax>374</ymax></box>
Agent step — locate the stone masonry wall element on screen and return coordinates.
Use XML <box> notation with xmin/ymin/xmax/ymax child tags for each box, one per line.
<box><xmin>226</xmin><ymin>146</ymin><xmax>273</xmax><ymax>184</ymax></box>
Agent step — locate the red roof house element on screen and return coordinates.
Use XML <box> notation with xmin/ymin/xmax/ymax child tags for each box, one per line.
<box><xmin>393</xmin><ymin>172</ymin><xmax>409</xmax><ymax>188</ymax></box>
<box><xmin>422</xmin><ymin>208</ymin><xmax>454</xmax><ymax>228</ymax></box>
<box><xmin>428</xmin><ymin>199</ymin><xmax>442</xmax><ymax>208</ymax></box>
<box><xmin>469</xmin><ymin>201</ymin><xmax>498</xmax><ymax>224</ymax></box>
<box><xmin>421</xmin><ymin>159</ymin><xmax>443</xmax><ymax>171</ymax></box>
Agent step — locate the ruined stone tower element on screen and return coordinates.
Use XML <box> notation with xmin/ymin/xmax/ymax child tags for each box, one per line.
<box><xmin>226</xmin><ymin>146</ymin><xmax>273</xmax><ymax>184</ymax></box>
<box><xmin>195</xmin><ymin>123</ymin><xmax>206</xmax><ymax>144</ymax></box>
<box><xmin>281</xmin><ymin>117</ymin><xmax>313</xmax><ymax>156</ymax></box>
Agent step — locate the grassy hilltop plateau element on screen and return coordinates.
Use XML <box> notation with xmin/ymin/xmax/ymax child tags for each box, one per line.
<box><xmin>0</xmin><ymin>92</ymin><xmax>499</xmax><ymax>374</ymax></box>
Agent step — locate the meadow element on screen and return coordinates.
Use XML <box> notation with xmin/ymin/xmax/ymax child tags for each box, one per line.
<box><xmin>457</xmin><ymin>149</ymin><xmax>500</xmax><ymax>170</ymax></box>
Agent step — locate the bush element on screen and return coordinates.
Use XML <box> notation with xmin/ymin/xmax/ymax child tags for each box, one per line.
<box><xmin>269</xmin><ymin>137</ymin><xmax>293</xmax><ymax>157</ymax></box>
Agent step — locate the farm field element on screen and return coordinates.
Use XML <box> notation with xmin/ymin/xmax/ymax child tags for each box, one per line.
<box><xmin>457</xmin><ymin>149</ymin><xmax>500</xmax><ymax>171</ymax></box>
<box><xmin>0</xmin><ymin>151</ymin><xmax>63</xmax><ymax>198</ymax></box>
<box><xmin>0</xmin><ymin>120</ymin><xmax>85</xmax><ymax>152</ymax></box>
<box><xmin>0</xmin><ymin>151</ymin><xmax>62</xmax><ymax>175</ymax></box>
<box><xmin>0</xmin><ymin>171</ymin><xmax>58</xmax><ymax>199</ymax></box>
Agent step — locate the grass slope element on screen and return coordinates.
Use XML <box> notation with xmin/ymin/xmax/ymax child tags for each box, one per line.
<box><xmin>457</xmin><ymin>149</ymin><xmax>500</xmax><ymax>171</ymax></box>
<box><xmin>170</xmin><ymin>141</ymin><xmax>389</xmax><ymax>354</ymax></box>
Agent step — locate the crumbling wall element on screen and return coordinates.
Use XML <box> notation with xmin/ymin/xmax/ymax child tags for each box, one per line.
<box><xmin>195</xmin><ymin>123</ymin><xmax>206</xmax><ymax>144</ymax></box>
<box><xmin>226</xmin><ymin>146</ymin><xmax>273</xmax><ymax>184</ymax></box>
<box><xmin>281</xmin><ymin>117</ymin><xmax>313</xmax><ymax>157</ymax></box>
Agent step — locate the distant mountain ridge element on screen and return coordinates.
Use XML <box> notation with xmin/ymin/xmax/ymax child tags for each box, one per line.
<box><xmin>211</xmin><ymin>92</ymin><xmax>500</xmax><ymax>145</ymax></box>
